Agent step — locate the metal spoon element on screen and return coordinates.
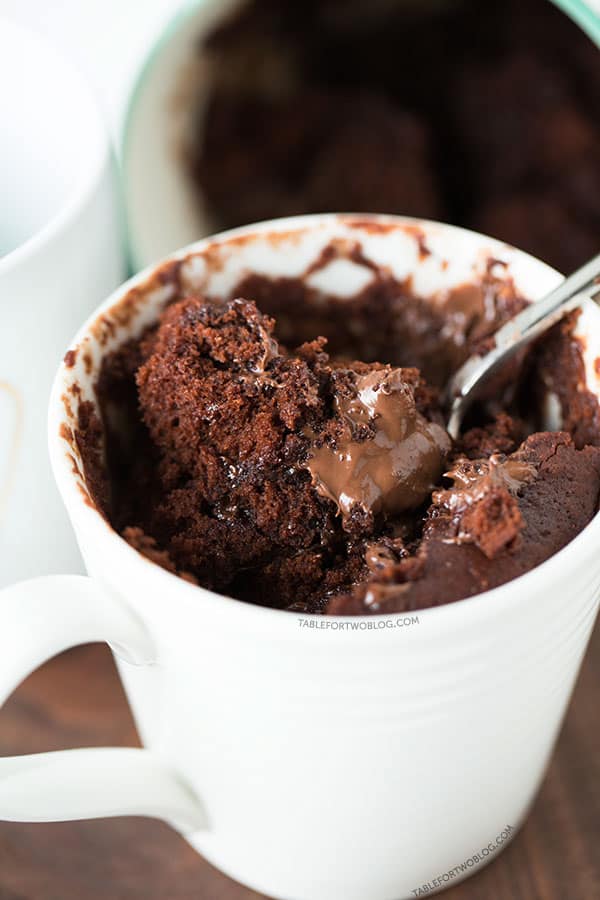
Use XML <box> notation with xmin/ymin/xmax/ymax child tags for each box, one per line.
<box><xmin>446</xmin><ymin>252</ymin><xmax>600</xmax><ymax>440</ymax></box>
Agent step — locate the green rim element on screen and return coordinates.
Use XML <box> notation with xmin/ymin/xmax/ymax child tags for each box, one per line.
<box><xmin>120</xmin><ymin>0</ymin><xmax>600</xmax><ymax>274</ymax></box>
<box><xmin>554</xmin><ymin>0</ymin><xmax>600</xmax><ymax>42</ymax></box>
<box><xmin>120</xmin><ymin>0</ymin><xmax>212</xmax><ymax>274</ymax></box>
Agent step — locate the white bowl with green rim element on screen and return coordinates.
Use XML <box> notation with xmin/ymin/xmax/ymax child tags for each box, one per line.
<box><xmin>120</xmin><ymin>0</ymin><xmax>600</xmax><ymax>273</ymax></box>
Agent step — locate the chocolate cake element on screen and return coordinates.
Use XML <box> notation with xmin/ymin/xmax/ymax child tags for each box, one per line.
<box><xmin>77</xmin><ymin>271</ymin><xmax>600</xmax><ymax>615</ymax></box>
<box><xmin>329</xmin><ymin>433</ymin><xmax>600</xmax><ymax>614</ymax></box>
<box><xmin>187</xmin><ymin>0</ymin><xmax>600</xmax><ymax>273</ymax></box>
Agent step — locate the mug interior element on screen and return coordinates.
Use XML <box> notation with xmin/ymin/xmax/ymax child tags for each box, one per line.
<box><xmin>0</xmin><ymin>20</ymin><xmax>106</xmax><ymax>264</ymax></box>
<box><xmin>50</xmin><ymin>215</ymin><xmax>600</xmax><ymax>615</ymax></box>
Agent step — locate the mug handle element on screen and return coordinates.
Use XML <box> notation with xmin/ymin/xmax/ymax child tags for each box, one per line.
<box><xmin>0</xmin><ymin>575</ymin><xmax>205</xmax><ymax>830</ymax></box>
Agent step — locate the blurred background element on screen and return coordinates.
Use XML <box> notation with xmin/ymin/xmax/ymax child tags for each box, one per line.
<box><xmin>2</xmin><ymin>0</ymin><xmax>174</xmax><ymax>134</ymax></box>
<box><xmin>4</xmin><ymin>0</ymin><xmax>600</xmax><ymax>274</ymax></box>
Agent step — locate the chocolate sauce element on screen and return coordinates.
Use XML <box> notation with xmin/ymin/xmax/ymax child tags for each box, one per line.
<box><xmin>307</xmin><ymin>368</ymin><xmax>451</xmax><ymax>519</ymax></box>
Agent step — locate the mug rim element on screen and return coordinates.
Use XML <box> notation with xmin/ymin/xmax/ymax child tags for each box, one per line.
<box><xmin>0</xmin><ymin>18</ymin><xmax>109</xmax><ymax>276</ymax></box>
<box><xmin>48</xmin><ymin>213</ymin><xmax>600</xmax><ymax>633</ymax></box>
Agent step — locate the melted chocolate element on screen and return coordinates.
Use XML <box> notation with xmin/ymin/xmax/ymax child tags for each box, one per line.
<box><xmin>307</xmin><ymin>368</ymin><xmax>450</xmax><ymax>518</ymax></box>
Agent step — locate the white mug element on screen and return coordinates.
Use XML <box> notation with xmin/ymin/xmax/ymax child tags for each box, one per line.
<box><xmin>0</xmin><ymin>19</ymin><xmax>125</xmax><ymax>587</ymax></box>
<box><xmin>1</xmin><ymin>215</ymin><xmax>599</xmax><ymax>900</ymax></box>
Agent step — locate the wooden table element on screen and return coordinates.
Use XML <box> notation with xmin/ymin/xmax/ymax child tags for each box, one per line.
<box><xmin>0</xmin><ymin>624</ymin><xmax>598</xmax><ymax>900</ymax></box>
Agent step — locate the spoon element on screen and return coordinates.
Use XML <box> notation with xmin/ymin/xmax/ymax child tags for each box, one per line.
<box><xmin>446</xmin><ymin>252</ymin><xmax>600</xmax><ymax>440</ymax></box>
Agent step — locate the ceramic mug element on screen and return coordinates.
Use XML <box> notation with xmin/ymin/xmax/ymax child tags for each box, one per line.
<box><xmin>0</xmin><ymin>19</ymin><xmax>125</xmax><ymax>587</ymax></box>
<box><xmin>120</xmin><ymin>0</ymin><xmax>600</xmax><ymax>271</ymax></box>
<box><xmin>1</xmin><ymin>215</ymin><xmax>599</xmax><ymax>900</ymax></box>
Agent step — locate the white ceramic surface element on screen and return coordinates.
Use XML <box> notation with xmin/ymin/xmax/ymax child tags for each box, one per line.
<box><xmin>0</xmin><ymin>19</ymin><xmax>125</xmax><ymax>587</ymax></box>
<box><xmin>120</xmin><ymin>0</ymin><xmax>600</xmax><ymax>271</ymax></box>
<box><xmin>1</xmin><ymin>215</ymin><xmax>600</xmax><ymax>900</ymax></box>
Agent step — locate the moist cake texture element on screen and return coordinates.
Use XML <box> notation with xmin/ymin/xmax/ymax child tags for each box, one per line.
<box><xmin>77</xmin><ymin>271</ymin><xmax>600</xmax><ymax>615</ymax></box>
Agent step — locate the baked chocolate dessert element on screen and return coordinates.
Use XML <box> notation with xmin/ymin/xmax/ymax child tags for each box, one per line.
<box><xmin>329</xmin><ymin>433</ymin><xmax>600</xmax><ymax>613</ymax></box>
<box><xmin>187</xmin><ymin>0</ymin><xmax>600</xmax><ymax>273</ymax></box>
<box><xmin>77</xmin><ymin>271</ymin><xmax>600</xmax><ymax>615</ymax></box>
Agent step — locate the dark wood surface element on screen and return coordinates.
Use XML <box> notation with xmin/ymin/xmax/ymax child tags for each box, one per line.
<box><xmin>0</xmin><ymin>624</ymin><xmax>598</xmax><ymax>900</ymax></box>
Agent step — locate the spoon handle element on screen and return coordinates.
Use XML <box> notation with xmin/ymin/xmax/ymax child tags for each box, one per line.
<box><xmin>447</xmin><ymin>252</ymin><xmax>600</xmax><ymax>439</ymax></box>
<box><xmin>504</xmin><ymin>251</ymin><xmax>600</xmax><ymax>343</ymax></box>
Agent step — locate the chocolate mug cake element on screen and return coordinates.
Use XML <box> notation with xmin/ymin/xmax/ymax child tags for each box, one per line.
<box><xmin>75</xmin><ymin>229</ymin><xmax>600</xmax><ymax>615</ymax></box>
<box><xmin>186</xmin><ymin>0</ymin><xmax>600</xmax><ymax>274</ymax></box>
